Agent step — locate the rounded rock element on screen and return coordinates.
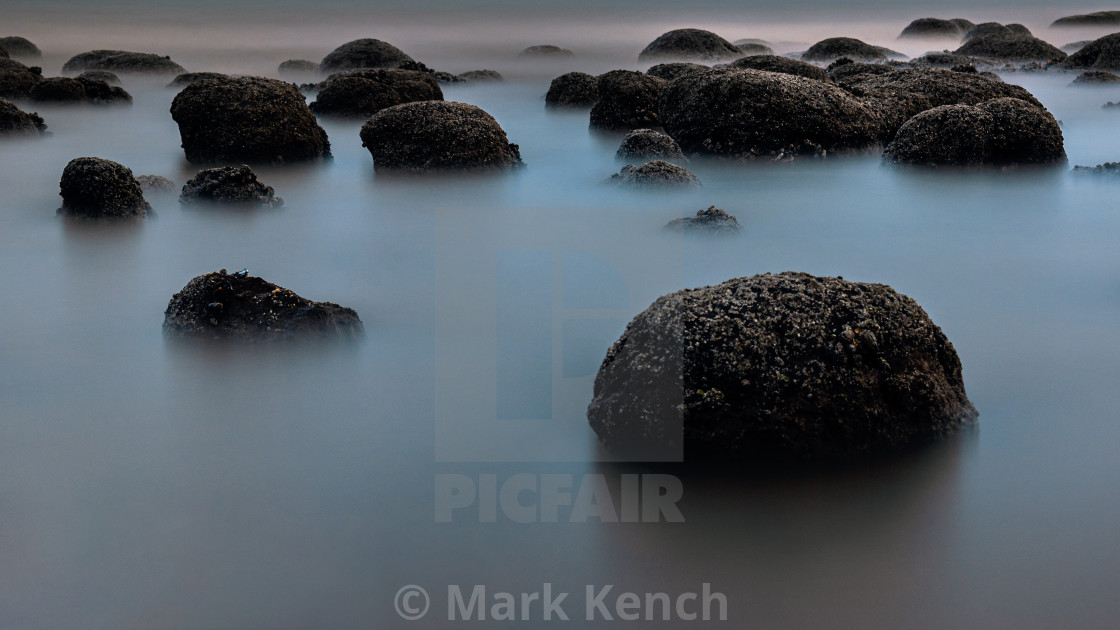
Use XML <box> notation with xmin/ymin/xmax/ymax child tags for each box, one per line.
<box><xmin>0</xmin><ymin>36</ymin><xmax>42</xmax><ymax>59</ymax></box>
<box><xmin>58</xmin><ymin>157</ymin><xmax>152</xmax><ymax>219</ymax></box>
<box><xmin>29</xmin><ymin>76</ymin><xmax>132</xmax><ymax>105</ymax></box>
<box><xmin>0</xmin><ymin>59</ymin><xmax>43</xmax><ymax>99</ymax></box>
<box><xmin>62</xmin><ymin>50</ymin><xmax>186</xmax><ymax>74</ymax></box>
<box><xmin>609</xmin><ymin>160</ymin><xmax>700</xmax><ymax>188</ymax></box>
<box><xmin>638</xmin><ymin>29</ymin><xmax>742</xmax><ymax>62</ymax></box>
<box><xmin>898</xmin><ymin>18</ymin><xmax>974</xmax><ymax>39</ymax></box>
<box><xmin>1060</xmin><ymin>33</ymin><xmax>1120</xmax><ymax>70</ymax></box>
<box><xmin>519</xmin><ymin>45</ymin><xmax>574</xmax><ymax>57</ymax></box>
<box><xmin>645</xmin><ymin>62</ymin><xmax>709</xmax><ymax>82</ymax></box>
<box><xmin>278</xmin><ymin>59</ymin><xmax>318</xmax><ymax>75</ymax></box>
<box><xmin>0</xmin><ymin>97</ymin><xmax>46</xmax><ymax>135</ymax></box>
<box><xmin>953</xmin><ymin>33</ymin><xmax>1066</xmax><ymax>62</ymax></box>
<box><xmin>179</xmin><ymin>165</ymin><xmax>283</xmax><ymax>207</ymax></box>
<box><xmin>803</xmin><ymin>37</ymin><xmax>887</xmax><ymax>62</ymax></box>
<box><xmin>319</xmin><ymin>39</ymin><xmax>415</xmax><ymax>73</ymax></box>
<box><xmin>545</xmin><ymin>71</ymin><xmax>599</xmax><ymax>107</ymax></box>
<box><xmin>726</xmin><ymin>55</ymin><xmax>829</xmax><ymax>81</ymax></box>
<box><xmin>309</xmin><ymin>69</ymin><xmax>442</xmax><ymax>118</ymax></box>
<box><xmin>590</xmin><ymin>69</ymin><xmax>665</xmax><ymax>130</ymax></box>
<box><xmin>615</xmin><ymin>128</ymin><xmax>685</xmax><ymax>161</ymax></box>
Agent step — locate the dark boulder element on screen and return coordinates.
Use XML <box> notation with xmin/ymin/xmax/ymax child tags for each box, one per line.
<box><xmin>586</xmin><ymin>271</ymin><xmax>978</xmax><ymax>460</ymax></box>
<box><xmin>803</xmin><ymin>37</ymin><xmax>887</xmax><ymax>62</ymax></box>
<box><xmin>457</xmin><ymin>69</ymin><xmax>502</xmax><ymax>82</ymax></box>
<box><xmin>519</xmin><ymin>45</ymin><xmax>573</xmax><ymax>57</ymax></box>
<box><xmin>898</xmin><ymin>18</ymin><xmax>974</xmax><ymax>39</ymax></box>
<box><xmin>0</xmin><ymin>58</ymin><xmax>43</xmax><ymax>99</ymax></box>
<box><xmin>359</xmin><ymin>100</ymin><xmax>523</xmax><ymax>172</ymax></box>
<box><xmin>961</xmin><ymin>23</ymin><xmax>1031</xmax><ymax>42</ymax></box>
<box><xmin>170</xmin><ymin>75</ymin><xmax>331</xmax><ymax>164</ymax></box>
<box><xmin>78</xmin><ymin>70</ymin><xmax>120</xmax><ymax>84</ymax></box>
<box><xmin>29</xmin><ymin>76</ymin><xmax>132</xmax><ymax>104</ymax></box>
<box><xmin>278</xmin><ymin>59</ymin><xmax>318</xmax><ymax>75</ymax></box>
<box><xmin>616</xmin><ymin>128</ymin><xmax>685</xmax><ymax>161</ymax></box>
<box><xmin>58</xmin><ymin>157</ymin><xmax>152</xmax><ymax>219</ymax></box>
<box><xmin>179</xmin><ymin>165</ymin><xmax>283</xmax><ymax>207</ymax></box>
<box><xmin>163</xmin><ymin>270</ymin><xmax>363</xmax><ymax>341</ymax></box>
<box><xmin>309</xmin><ymin>69</ymin><xmax>442</xmax><ymax>118</ymax></box>
<box><xmin>319</xmin><ymin>38</ymin><xmax>415</xmax><ymax>73</ymax></box>
<box><xmin>954</xmin><ymin>33</ymin><xmax>1066</xmax><ymax>62</ymax></box>
<box><xmin>884</xmin><ymin>97</ymin><xmax>1065</xmax><ymax>167</ymax></box>
<box><xmin>638</xmin><ymin>28</ymin><xmax>742</xmax><ymax>62</ymax></box>
<box><xmin>664</xmin><ymin>206</ymin><xmax>741</xmax><ymax>232</ymax></box>
<box><xmin>0</xmin><ymin>36</ymin><xmax>41</xmax><ymax>58</ymax></box>
<box><xmin>828</xmin><ymin>60</ymin><xmax>895</xmax><ymax>81</ymax></box>
<box><xmin>545</xmin><ymin>71</ymin><xmax>599</xmax><ymax>107</ymax></box>
<box><xmin>136</xmin><ymin>174</ymin><xmax>176</xmax><ymax>193</ymax></box>
<box><xmin>0</xmin><ymin>43</ymin><xmax>9</xmax><ymax>59</ymax></box>
<box><xmin>0</xmin><ymin>97</ymin><xmax>46</xmax><ymax>135</ymax></box>
<box><xmin>609</xmin><ymin>160</ymin><xmax>700</xmax><ymax>188</ymax></box>
<box><xmin>61</xmin><ymin>50</ymin><xmax>186</xmax><ymax>74</ymax></box>
<box><xmin>590</xmin><ymin>69</ymin><xmax>665</xmax><ymax>130</ymax></box>
<box><xmin>726</xmin><ymin>55</ymin><xmax>829</xmax><ymax>81</ymax></box>
<box><xmin>1070</xmin><ymin>70</ymin><xmax>1120</xmax><ymax>85</ymax></box>
<box><xmin>167</xmin><ymin>72</ymin><xmax>229</xmax><ymax>88</ymax></box>
<box><xmin>1060</xmin><ymin>33</ymin><xmax>1120</xmax><ymax>70</ymax></box>
<box><xmin>1052</xmin><ymin>11</ymin><xmax>1120</xmax><ymax>27</ymax></box>
<box><xmin>1061</xmin><ymin>40</ymin><xmax>1093</xmax><ymax>54</ymax></box>
<box><xmin>909</xmin><ymin>53</ymin><xmax>975</xmax><ymax>68</ymax></box>
<box><xmin>645</xmin><ymin>62</ymin><xmax>709</xmax><ymax>82</ymax></box>
<box><xmin>736</xmin><ymin>42</ymin><xmax>774</xmax><ymax>56</ymax></box>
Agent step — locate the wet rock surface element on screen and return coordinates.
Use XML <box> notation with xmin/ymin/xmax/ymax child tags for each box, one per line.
<box><xmin>586</xmin><ymin>271</ymin><xmax>978</xmax><ymax>460</ymax></box>
<box><xmin>664</xmin><ymin>206</ymin><xmax>741</xmax><ymax>232</ymax></box>
<box><xmin>309</xmin><ymin>69</ymin><xmax>442</xmax><ymax>118</ymax></box>
<box><xmin>646</xmin><ymin>62</ymin><xmax>709</xmax><ymax>82</ymax></box>
<box><xmin>0</xmin><ymin>36</ymin><xmax>41</xmax><ymax>58</ymax></box>
<box><xmin>136</xmin><ymin>174</ymin><xmax>176</xmax><ymax>192</ymax></box>
<box><xmin>953</xmin><ymin>33</ymin><xmax>1066</xmax><ymax>62</ymax></box>
<box><xmin>1070</xmin><ymin>71</ymin><xmax>1120</xmax><ymax>85</ymax></box>
<box><xmin>58</xmin><ymin>157</ymin><xmax>152</xmax><ymax>219</ymax></box>
<box><xmin>725</xmin><ymin>55</ymin><xmax>829</xmax><ymax>81</ymax></box>
<box><xmin>170</xmin><ymin>75</ymin><xmax>331</xmax><ymax>164</ymax></box>
<box><xmin>616</xmin><ymin>128</ymin><xmax>686</xmax><ymax>161</ymax></box>
<box><xmin>0</xmin><ymin>59</ymin><xmax>44</xmax><ymax>98</ymax></box>
<box><xmin>0</xmin><ymin>97</ymin><xmax>47</xmax><ymax>135</ymax></box>
<box><xmin>319</xmin><ymin>39</ymin><xmax>415</xmax><ymax>72</ymax></box>
<box><xmin>163</xmin><ymin>270</ymin><xmax>363</xmax><ymax>341</ymax></box>
<box><xmin>545</xmin><ymin>71</ymin><xmax>599</xmax><ymax>107</ymax></box>
<box><xmin>29</xmin><ymin>76</ymin><xmax>132</xmax><ymax>104</ymax></box>
<box><xmin>638</xmin><ymin>28</ymin><xmax>742</xmax><ymax>62</ymax></box>
<box><xmin>803</xmin><ymin>37</ymin><xmax>888</xmax><ymax>62</ymax></box>
<box><xmin>590</xmin><ymin>69</ymin><xmax>665</xmax><ymax>130</ymax></box>
<box><xmin>167</xmin><ymin>72</ymin><xmax>229</xmax><ymax>88</ymax></box>
<box><xmin>609</xmin><ymin>160</ymin><xmax>700</xmax><ymax>187</ymax></box>
<box><xmin>1061</xmin><ymin>33</ymin><xmax>1120</xmax><ymax>70</ymax></box>
<box><xmin>359</xmin><ymin>100</ymin><xmax>523</xmax><ymax>172</ymax></box>
<box><xmin>179</xmin><ymin>165</ymin><xmax>283</xmax><ymax>207</ymax></box>
<box><xmin>62</xmin><ymin>50</ymin><xmax>186</xmax><ymax>74</ymax></box>
<box><xmin>898</xmin><ymin>18</ymin><xmax>974</xmax><ymax>39</ymax></box>
<box><xmin>519</xmin><ymin>45</ymin><xmax>573</xmax><ymax>57</ymax></box>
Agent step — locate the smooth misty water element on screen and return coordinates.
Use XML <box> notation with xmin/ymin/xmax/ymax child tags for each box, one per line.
<box><xmin>3</xmin><ymin>8</ymin><xmax>1120</xmax><ymax>629</ymax></box>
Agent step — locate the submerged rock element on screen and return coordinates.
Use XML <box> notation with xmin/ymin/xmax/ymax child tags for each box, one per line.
<box><xmin>180</xmin><ymin>165</ymin><xmax>283</xmax><ymax>207</ymax></box>
<box><xmin>167</xmin><ymin>72</ymin><xmax>228</xmax><ymax>88</ymax></box>
<box><xmin>726</xmin><ymin>55</ymin><xmax>829</xmax><ymax>81</ymax></box>
<box><xmin>664</xmin><ymin>206</ymin><xmax>741</xmax><ymax>232</ymax></box>
<box><xmin>163</xmin><ymin>270</ymin><xmax>363</xmax><ymax>341</ymax></box>
<box><xmin>0</xmin><ymin>36</ymin><xmax>42</xmax><ymax>58</ymax></box>
<box><xmin>29</xmin><ymin>76</ymin><xmax>132</xmax><ymax>104</ymax></box>
<box><xmin>0</xmin><ymin>59</ymin><xmax>43</xmax><ymax>99</ymax></box>
<box><xmin>170</xmin><ymin>75</ymin><xmax>331</xmax><ymax>164</ymax></box>
<box><xmin>457</xmin><ymin>69</ymin><xmax>502</xmax><ymax>82</ymax></box>
<box><xmin>1070</xmin><ymin>71</ymin><xmax>1120</xmax><ymax>86</ymax></box>
<box><xmin>736</xmin><ymin>42</ymin><xmax>774</xmax><ymax>56</ymax></box>
<box><xmin>616</xmin><ymin>128</ymin><xmax>685</xmax><ymax>161</ymax></box>
<box><xmin>586</xmin><ymin>271</ymin><xmax>978</xmax><ymax>460</ymax></box>
<box><xmin>609</xmin><ymin>160</ymin><xmax>700</xmax><ymax>188</ymax></box>
<box><xmin>1072</xmin><ymin>161</ymin><xmax>1120</xmax><ymax>174</ymax></box>
<box><xmin>78</xmin><ymin>70</ymin><xmax>120</xmax><ymax>84</ymax></box>
<box><xmin>898</xmin><ymin>18</ymin><xmax>974</xmax><ymax>39</ymax></box>
<box><xmin>590</xmin><ymin>69</ymin><xmax>665</xmax><ymax>130</ymax></box>
<box><xmin>645</xmin><ymin>62</ymin><xmax>709</xmax><ymax>82</ymax></box>
<box><xmin>136</xmin><ymin>174</ymin><xmax>176</xmax><ymax>193</ymax></box>
<box><xmin>0</xmin><ymin>97</ymin><xmax>46</xmax><ymax>135</ymax></box>
<box><xmin>802</xmin><ymin>37</ymin><xmax>887</xmax><ymax>62</ymax></box>
<box><xmin>953</xmin><ymin>33</ymin><xmax>1066</xmax><ymax>62</ymax></box>
<box><xmin>309</xmin><ymin>69</ymin><xmax>442</xmax><ymax>118</ymax></box>
<box><xmin>1052</xmin><ymin>11</ymin><xmax>1120</xmax><ymax>27</ymax></box>
<box><xmin>359</xmin><ymin>100</ymin><xmax>523</xmax><ymax>172</ymax></box>
<box><xmin>278</xmin><ymin>59</ymin><xmax>318</xmax><ymax>75</ymax></box>
<box><xmin>519</xmin><ymin>45</ymin><xmax>573</xmax><ymax>57</ymax></box>
<box><xmin>545</xmin><ymin>71</ymin><xmax>599</xmax><ymax>107</ymax></box>
<box><xmin>884</xmin><ymin>97</ymin><xmax>1065</xmax><ymax>167</ymax></box>
<box><xmin>58</xmin><ymin>157</ymin><xmax>152</xmax><ymax>219</ymax></box>
<box><xmin>1061</xmin><ymin>33</ymin><xmax>1120</xmax><ymax>70</ymax></box>
<box><xmin>61</xmin><ymin>50</ymin><xmax>186</xmax><ymax>74</ymax></box>
<box><xmin>319</xmin><ymin>39</ymin><xmax>415</xmax><ymax>73</ymax></box>
<box><xmin>638</xmin><ymin>28</ymin><xmax>742</xmax><ymax>62</ymax></box>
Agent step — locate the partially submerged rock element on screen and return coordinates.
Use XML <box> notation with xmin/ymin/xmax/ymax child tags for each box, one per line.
<box><xmin>736</xmin><ymin>42</ymin><xmax>774</xmax><ymax>56</ymax></box>
<box><xmin>1061</xmin><ymin>33</ymin><xmax>1120</xmax><ymax>70</ymax></box>
<box><xmin>163</xmin><ymin>270</ymin><xmax>363</xmax><ymax>341</ymax></box>
<box><xmin>586</xmin><ymin>271</ymin><xmax>978</xmax><ymax>460</ymax></box>
<box><xmin>609</xmin><ymin>160</ymin><xmax>700</xmax><ymax>188</ymax></box>
<box><xmin>664</xmin><ymin>206</ymin><xmax>741</xmax><ymax>232</ymax></box>
<box><xmin>616</xmin><ymin>128</ymin><xmax>685</xmax><ymax>161</ymax></box>
<box><xmin>136</xmin><ymin>174</ymin><xmax>176</xmax><ymax>193</ymax></box>
<box><xmin>953</xmin><ymin>33</ymin><xmax>1066</xmax><ymax>62</ymax></box>
<box><xmin>1070</xmin><ymin>70</ymin><xmax>1120</xmax><ymax>86</ymax></box>
<box><xmin>1072</xmin><ymin>161</ymin><xmax>1120</xmax><ymax>174</ymax></box>
<box><xmin>62</xmin><ymin>50</ymin><xmax>186</xmax><ymax>74</ymax></box>
<box><xmin>0</xmin><ymin>97</ymin><xmax>46</xmax><ymax>135</ymax></box>
<box><xmin>278</xmin><ymin>59</ymin><xmax>318</xmax><ymax>75</ymax></box>
<box><xmin>167</xmin><ymin>72</ymin><xmax>229</xmax><ymax>88</ymax></box>
<box><xmin>898</xmin><ymin>18</ymin><xmax>974</xmax><ymax>39</ymax></box>
<box><xmin>78</xmin><ymin>70</ymin><xmax>120</xmax><ymax>84</ymax></box>
<box><xmin>1052</xmin><ymin>11</ymin><xmax>1120</xmax><ymax>27</ymax></box>
<box><xmin>170</xmin><ymin>75</ymin><xmax>331</xmax><ymax>164</ymax></box>
<box><xmin>802</xmin><ymin>37</ymin><xmax>887</xmax><ymax>62</ymax></box>
<box><xmin>0</xmin><ymin>59</ymin><xmax>43</xmax><ymax>99</ymax></box>
<box><xmin>726</xmin><ymin>55</ymin><xmax>829</xmax><ymax>81</ymax></box>
<box><xmin>638</xmin><ymin>29</ymin><xmax>742</xmax><ymax>62</ymax></box>
<box><xmin>0</xmin><ymin>36</ymin><xmax>42</xmax><ymax>58</ymax></box>
<box><xmin>457</xmin><ymin>69</ymin><xmax>502</xmax><ymax>82</ymax></box>
<box><xmin>359</xmin><ymin>100</ymin><xmax>523</xmax><ymax>172</ymax></box>
<box><xmin>58</xmin><ymin>157</ymin><xmax>151</xmax><ymax>219</ymax></box>
<box><xmin>519</xmin><ymin>45</ymin><xmax>573</xmax><ymax>57</ymax></box>
<box><xmin>309</xmin><ymin>69</ymin><xmax>442</xmax><ymax>118</ymax></box>
<box><xmin>28</xmin><ymin>76</ymin><xmax>132</xmax><ymax>104</ymax></box>
<box><xmin>590</xmin><ymin>69</ymin><xmax>665</xmax><ymax>130</ymax></box>
<box><xmin>545</xmin><ymin>71</ymin><xmax>599</xmax><ymax>107</ymax></box>
<box><xmin>180</xmin><ymin>165</ymin><xmax>283</xmax><ymax>207</ymax></box>
<box><xmin>319</xmin><ymin>39</ymin><xmax>415</xmax><ymax>73</ymax></box>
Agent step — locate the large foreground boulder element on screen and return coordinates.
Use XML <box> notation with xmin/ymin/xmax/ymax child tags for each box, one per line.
<box><xmin>884</xmin><ymin>98</ymin><xmax>1065</xmax><ymax>167</ymax></box>
<box><xmin>1052</xmin><ymin>11</ymin><xmax>1120</xmax><ymax>27</ymax></box>
<box><xmin>29</xmin><ymin>76</ymin><xmax>132</xmax><ymax>104</ymax></box>
<box><xmin>0</xmin><ymin>97</ymin><xmax>46</xmax><ymax>135</ymax></box>
<box><xmin>319</xmin><ymin>39</ymin><xmax>415</xmax><ymax>73</ymax></box>
<box><xmin>359</xmin><ymin>101</ymin><xmax>523</xmax><ymax>172</ymax></box>
<box><xmin>616</xmin><ymin>128</ymin><xmax>685</xmax><ymax>161</ymax></box>
<box><xmin>58</xmin><ymin>157</ymin><xmax>151</xmax><ymax>219</ymax></box>
<box><xmin>590</xmin><ymin>70</ymin><xmax>665</xmax><ymax>130</ymax></box>
<box><xmin>802</xmin><ymin>37</ymin><xmax>887</xmax><ymax>62</ymax></box>
<box><xmin>953</xmin><ymin>33</ymin><xmax>1066</xmax><ymax>62</ymax></box>
<box><xmin>0</xmin><ymin>36</ymin><xmax>41</xmax><ymax>58</ymax></box>
<box><xmin>0</xmin><ymin>59</ymin><xmax>42</xmax><ymax>98</ymax></box>
<box><xmin>586</xmin><ymin>271</ymin><xmax>978</xmax><ymax>460</ymax></box>
<box><xmin>1060</xmin><ymin>33</ymin><xmax>1120</xmax><ymax>70</ymax></box>
<box><xmin>61</xmin><ymin>50</ymin><xmax>186</xmax><ymax>74</ymax></box>
<box><xmin>545</xmin><ymin>71</ymin><xmax>599</xmax><ymax>107</ymax></box>
<box><xmin>309</xmin><ymin>69</ymin><xmax>442</xmax><ymax>118</ymax></box>
<box><xmin>609</xmin><ymin>160</ymin><xmax>700</xmax><ymax>188</ymax></box>
<box><xmin>170</xmin><ymin>76</ymin><xmax>331</xmax><ymax>164</ymax></box>
<box><xmin>163</xmin><ymin>270</ymin><xmax>363</xmax><ymax>341</ymax></box>
<box><xmin>725</xmin><ymin>54</ymin><xmax>829</xmax><ymax>81</ymax></box>
<box><xmin>638</xmin><ymin>29</ymin><xmax>742</xmax><ymax>62</ymax></box>
<box><xmin>179</xmin><ymin>165</ymin><xmax>283</xmax><ymax>207</ymax></box>
<box><xmin>898</xmin><ymin>18</ymin><xmax>974</xmax><ymax>39</ymax></box>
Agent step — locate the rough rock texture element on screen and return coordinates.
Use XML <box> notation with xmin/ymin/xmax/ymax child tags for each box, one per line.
<box><xmin>962</xmin><ymin>23</ymin><xmax>1031</xmax><ymax>43</ymax></box>
<box><xmin>163</xmin><ymin>270</ymin><xmax>363</xmax><ymax>341</ymax></box>
<box><xmin>884</xmin><ymin>98</ymin><xmax>1066</xmax><ymax>166</ymax></box>
<box><xmin>170</xmin><ymin>76</ymin><xmax>331</xmax><ymax>164</ymax></box>
<box><xmin>58</xmin><ymin>157</ymin><xmax>152</xmax><ymax>219</ymax></box>
<box><xmin>910</xmin><ymin>53</ymin><xmax>975</xmax><ymax>68</ymax></box>
<box><xmin>898</xmin><ymin>18</ymin><xmax>974</xmax><ymax>39</ymax></box>
<box><xmin>616</xmin><ymin>128</ymin><xmax>686</xmax><ymax>161</ymax></box>
<box><xmin>309</xmin><ymin>69</ymin><xmax>442</xmax><ymax>118</ymax></box>
<box><xmin>1061</xmin><ymin>33</ymin><xmax>1120</xmax><ymax>70</ymax></box>
<box><xmin>28</xmin><ymin>77</ymin><xmax>132</xmax><ymax>104</ymax></box>
<box><xmin>359</xmin><ymin>100</ymin><xmax>523</xmax><ymax>172</ymax></box>
<box><xmin>1072</xmin><ymin>161</ymin><xmax>1120</xmax><ymax>175</ymax></box>
<box><xmin>646</xmin><ymin>62</ymin><xmax>709</xmax><ymax>82</ymax></box>
<box><xmin>829</xmin><ymin>60</ymin><xmax>895</xmax><ymax>81</ymax></box>
<box><xmin>590</xmin><ymin>70</ymin><xmax>665</xmax><ymax>130</ymax></box>
<box><xmin>0</xmin><ymin>97</ymin><xmax>47</xmax><ymax>135</ymax></box>
<box><xmin>0</xmin><ymin>43</ymin><xmax>6</xmax><ymax>59</ymax></box>
<box><xmin>1070</xmin><ymin>71</ymin><xmax>1120</xmax><ymax>85</ymax></box>
<box><xmin>664</xmin><ymin>206</ymin><xmax>741</xmax><ymax>232</ymax></box>
<box><xmin>136</xmin><ymin>174</ymin><xmax>176</xmax><ymax>192</ymax></box>
<box><xmin>278</xmin><ymin>59</ymin><xmax>318</xmax><ymax>75</ymax></box>
<box><xmin>319</xmin><ymin>39</ymin><xmax>415</xmax><ymax>73</ymax></box>
<box><xmin>545</xmin><ymin>71</ymin><xmax>599</xmax><ymax>107</ymax></box>
<box><xmin>609</xmin><ymin>160</ymin><xmax>700</xmax><ymax>187</ymax></box>
<box><xmin>457</xmin><ymin>69</ymin><xmax>502</xmax><ymax>82</ymax></box>
<box><xmin>179</xmin><ymin>165</ymin><xmax>283</xmax><ymax>207</ymax></box>
<box><xmin>519</xmin><ymin>45</ymin><xmax>573</xmax><ymax>57</ymax></box>
<box><xmin>726</xmin><ymin>55</ymin><xmax>829</xmax><ymax>81</ymax></box>
<box><xmin>803</xmin><ymin>37</ymin><xmax>887</xmax><ymax>62</ymax></box>
<box><xmin>659</xmin><ymin>67</ymin><xmax>884</xmax><ymax>158</ymax></box>
<box><xmin>0</xmin><ymin>59</ymin><xmax>43</xmax><ymax>98</ymax></box>
<box><xmin>1061</xmin><ymin>40</ymin><xmax>1092</xmax><ymax>54</ymax></box>
<box><xmin>736</xmin><ymin>43</ymin><xmax>774</xmax><ymax>56</ymax></box>
<box><xmin>586</xmin><ymin>271</ymin><xmax>978</xmax><ymax>460</ymax></box>
<box><xmin>62</xmin><ymin>50</ymin><xmax>186</xmax><ymax>74</ymax></box>
<box><xmin>78</xmin><ymin>70</ymin><xmax>120</xmax><ymax>84</ymax></box>
<box><xmin>638</xmin><ymin>29</ymin><xmax>743</xmax><ymax>62</ymax></box>
<box><xmin>1052</xmin><ymin>11</ymin><xmax>1120</xmax><ymax>27</ymax></box>
<box><xmin>954</xmin><ymin>33</ymin><xmax>1066</xmax><ymax>62</ymax></box>
<box><xmin>0</xmin><ymin>36</ymin><xmax>41</xmax><ymax>58</ymax></box>
<box><xmin>167</xmin><ymin>72</ymin><xmax>229</xmax><ymax>88</ymax></box>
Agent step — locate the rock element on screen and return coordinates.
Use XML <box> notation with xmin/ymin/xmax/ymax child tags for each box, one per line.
<box><xmin>0</xmin><ymin>36</ymin><xmax>41</xmax><ymax>58</ymax></box>
<box><xmin>432</xmin><ymin>71</ymin><xmax>463</xmax><ymax>85</ymax></box>
<box><xmin>615</xmin><ymin>128</ymin><xmax>686</xmax><ymax>161</ymax></box>
<box><xmin>898</xmin><ymin>18</ymin><xmax>974</xmax><ymax>39</ymax></box>
<box><xmin>359</xmin><ymin>100</ymin><xmax>523</xmax><ymax>172</ymax></box>
<box><xmin>1061</xmin><ymin>40</ymin><xmax>1093</xmax><ymax>54</ymax></box>
<box><xmin>319</xmin><ymin>39</ymin><xmax>415</xmax><ymax>73</ymax></box>
<box><xmin>309</xmin><ymin>69</ymin><xmax>442</xmax><ymax>118</ymax></box>
<box><xmin>545</xmin><ymin>71</ymin><xmax>599</xmax><ymax>107</ymax></box>
<box><xmin>136</xmin><ymin>174</ymin><xmax>176</xmax><ymax>192</ymax></box>
<box><xmin>163</xmin><ymin>270</ymin><xmax>363</xmax><ymax>341</ymax></box>
<box><xmin>519</xmin><ymin>45</ymin><xmax>573</xmax><ymax>57</ymax></box>
<box><xmin>961</xmin><ymin>23</ymin><xmax>1031</xmax><ymax>42</ymax></box>
<box><xmin>1052</xmin><ymin>11</ymin><xmax>1120</xmax><ymax>27</ymax></box>
<box><xmin>953</xmin><ymin>33</ymin><xmax>1066</xmax><ymax>62</ymax></box>
<box><xmin>638</xmin><ymin>28</ymin><xmax>743</xmax><ymax>62</ymax></box>
<box><xmin>803</xmin><ymin>37</ymin><xmax>887</xmax><ymax>62</ymax></box>
<box><xmin>589</xmin><ymin>69</ymin><xmax>665</xmax><ymax>130</ymax></box>
<box><xmin>828</xmin><ymin>60</ymin><xmax>895</xmax><ymax>81</ymax></box>
<box><xmin>951</xmin><ymin>64</ymin><xmax>977</xmax><ymax>73</ymax></box>
<box><xmin>0</xmin><ymin>43</ymin><xmax>6</xmax><ymax>59</ymax></box>
<box><xmin>457</xmin><ymin>69</ymin><xmax>502</xmax><ymax>82</ymax></box>
<box><xmin>179</xmin><ymin>165</ymin><xmax>283</xmax><ymax>207</ymax></box>
<box><xmin>166</xmin><ymin>72</ymin><xmax>229</xmax><ymax>88</ymax></box>
<box><xmin>1103</xmin><ymin>101</ymin><xmax>1120</xmax><ymax>109</ymax></box>
<box><xmin>78</xmin><ymin>70</ymin><xmax>120</xmax><ymax>84</ymax></box>
<box><xmin>646</xmin><ymin>62</ymin><xmax>709</xmax><ymax>82</ymax></box>
<box><xmin>58</xmin><ymin>157</ymin><xmax>152</xmax><ymax>219</ymax></box>
<box><xmin>909</xmin><ymin>53</ymin><xmax>976</xmax><ymax>68</ymax></box>
<box><xmin>659</xmin><ymin>67</ymin><xmax>884</xmax><ymax>158</ymax></box>
<box><xmin>61</xmin><ymin>50</ymin><xmax>186</xmax><ymax>74</ymax></box>
<box><xmin>664</xmin><ymin>206</ymin><xmax>741</xmax><ymax>232</ymax></box>
<box><xmin>1070</xmin><ymin>70</ymin><xmax>1120</xmax><ymax>86</ymax></box>
<box><xmin>278</xmin><ymin>59</ymin><xmax>318</xmax><ymax>75</ymax></box>
<box><xmin>170</xmin><ymin>75</ymin><xmax>331</xmax><ymax>164</ymax></box>
<box><xmin>0</xmin><ymin>97</ymin><xmax>46</xmax><ymax>135</ymax></box>
<box><xmin>28</xmin><ymin>76</ymin><xmax>132</xmax><ymax>104</ymax></box>
<box><xmin>1061</xmin><ymin>33</ymin><xmax>1120</xmax><ymax>70</ymax></box>
<box><xmin>1072</xmin><ymin>161</ymin><xmax>1120</xmax><ymax>174</ymax></box>
<box><xmin>979</xmin><ymin>71</ymin><xmax>1004</xmax><ymax>82</ymax></box>
<box><xmin>0</xmin><ymin>58</ymin><xmax>43</xmax><ymax>98</ymax></box>
<box><xmin>609</xmin><ymin>160</ymin><xmax>700</xmax><ymax>188</ymax></box>
<box><xmin>725</xmin><ymin>55</ymin><xmax>829</xmax><ymax>81</ymax></box>
<box><xmin>736</xmin><ymin>43</ymin><xmax>774</xmax><ymax>56</ymax></box>
<box><xmin>586</xmin><ymin>271</ymin><xmax>978</xmax><ymax>460</ymax></box>
<box><xmin>884</xmin><ymin>97</ymin><xmax>1066</xmax><ymax>167</ymax></box>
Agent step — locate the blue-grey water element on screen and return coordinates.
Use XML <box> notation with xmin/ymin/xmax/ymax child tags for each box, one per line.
<box><xmin>3</xmin><ymin>5</ymin><xmax>1120</xmax><ymax>629</ymax></box>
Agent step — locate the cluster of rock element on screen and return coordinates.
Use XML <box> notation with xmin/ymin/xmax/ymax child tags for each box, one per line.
<box><xmin>180</xmin><ymin>165</ymin><xmax>283</xmax><ymax>207</ymax></box>
<box><xmin>1060</xmin><ymin>34</ymin><xmax>1120</xmax><ymax>70</ymax></box>
<box><xmin>29</xmin><ymin>76</ymin><xmax>131</xmax><ymax>104</ymax></box>
<box><xmin>0</xmin><ymin>58</ymin><xmax>44</xmax><ymax>99</ymax></box>
<box><xmin>57</xmin><ymin>157</ymin><xmax>152</xmax><ymax>219</ymax></box>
